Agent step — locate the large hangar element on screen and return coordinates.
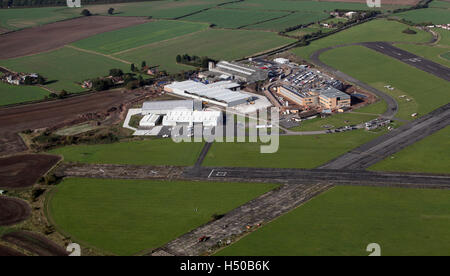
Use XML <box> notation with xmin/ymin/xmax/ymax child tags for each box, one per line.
<box><xmin>164</xmin><ymin>80</ymin><xmax>251</xmax><ymax>107</ymax></box>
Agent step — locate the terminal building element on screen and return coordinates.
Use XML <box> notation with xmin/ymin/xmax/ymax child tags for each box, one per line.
<box><xmin>277</xmin><ymin>85</ymin><xmax>351</xmax><ymax>110</ymax></box>
<box><xmin>208</xmin><ymin>61</ymin><xmax>268</xmax><ymax>83</ymax></box>
<box><xmin>164</xmin><ymin>80</ymin><xmax>252</xmax><ymax>107</ymax></box>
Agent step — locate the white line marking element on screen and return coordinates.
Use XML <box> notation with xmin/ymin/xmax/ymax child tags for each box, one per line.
<box><xmin>208</xmin><ymin>169</ymin><xmax>215</xmax><ymax>178</ymax></box>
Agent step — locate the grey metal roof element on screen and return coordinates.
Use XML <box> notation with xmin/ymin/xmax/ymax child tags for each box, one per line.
<box><xmin>143</xmin><ymin>100</ymin><xmax>195</xmax><ymax>111</ymax></box>
<box><xmin>318</xmin><ymin>87</ymin><xmax>350</xmax><ymax>100</ymax></box>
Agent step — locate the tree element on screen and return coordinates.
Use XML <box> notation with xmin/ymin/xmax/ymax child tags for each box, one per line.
<box><xmin>58</xmin><ymin>90</ymin><xmax>68</xmax><ymax>99</ymax></box>
<box><xmin>141</xmin><ymin>61</ymin><xmax>146</xmax><ymax>68</ymax></box>
<box><xmin>108</xmin><ymin>8</ymin><xmax>114</xmax><ymax>15</ymax></box>
<box><xmin>23</xmin><ymin>76</ymin><xmax>33</xmax><ymax>85</ymax></box>
<box><xmin>130</xmin><ymin>63</ymin><xmax>136</xmax><ymax>72</ymax></box>
<box><xmin>109</xmin><ymin>68</ymin><xmax>123</xmax><ymax>77</ymax></box>
<box><xmin>81</xmin><ymin>9</ymin><xmax>91</xmax><ymax>16</ymax></box>
<box><xmin>176</xmin><ymin>55</ymin><xmax>182</xmax><ymax>63</ymax></box>
<box><xmin>37</xmin><ymin>75</ymin><xmax>46</xmax><ymax>85</ymax></box>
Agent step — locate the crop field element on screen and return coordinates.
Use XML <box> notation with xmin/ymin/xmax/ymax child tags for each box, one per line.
<box><xmin>246</xmin><ymin>11</ymin><xmax>330</xmax><ymax>32</ymax></box>
<box><xmin>0</xmin><ymin>82</ymin><xmax>49</xmax><ymax>106</ymax></box>
<box><xmin>182</xmin><ymin>8</ymin><xmax>289</xmax><ymax>29</ymax></box>
<box><xmin>319</xmin><ymin>46</ymin><xmax>450</xmax><ymax>120</ymax></box>
<box><xmin>370</xmin><ymin>126</ymin><xmax>450</xmax><ymax>174</ymax></box>
<box><xmin>72</xmin><ymin>20</ymin><xmax>208</xmax><ymax>55</ymax></box>
<box><xmin>0</xmin><ymin>47</ymin><xmax>130</xmax><ymax>93</ymax></box>
<box><xmin>225</xmin><ymin>0</ymin><xmax>400</xmax><ymax>11</ymax></box>
<box><xmin>0</xmin><ymin>7</ymin><xmax>78</xmax><ymax>31</ymax></box>
<box><xmin>289</xmin><ymin>112</ymin><xmax>378</xmax><ymax>132</ymax></box>
<box><xmin>48</xmin><ymin>178</ymin><xmax>277</xmax><ymax>255</ymax></box>
<box><xmin>79</xmin><ymin>0</ymin><xmax>227</xmax><ymax>18</ymax></box>
<box><xmin>216</xmin><ymin>186</ymin><xmax>450</xmax><ymax>256</ymax></box>
<box><xmin>203</xmin><ymin>130</ymin><xmax>382</xmax><ymax>169</ymax></box>
<box><xmin>116</xmin><ymin>29</ymin><xmax>295</xmax><ymax>72</ymax></box>
<box><xmin>48</xmin><ymin>139</ymin><xmax>204</xmax><ymax>166</ymax></box>
<box><xmin>291</xmin><ymin>19</ymin><xmax>432</xmax><ymax>60</ymax></box>
<box><xmin>393</xmin><ymin>7</ymin><xmax>450</xmax><ymax>25</ymax></box>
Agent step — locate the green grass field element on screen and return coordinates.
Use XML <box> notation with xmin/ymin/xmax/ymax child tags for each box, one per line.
<box><xmin>216</xmin><ymin>186</ymin><xmax>450</xmax><ymax>256</ymax></box>
<box><xmin>203</xmin><ymin>130</ymin><xmax>381</xmax><ymax>169</ymax></box>
<box><xmin>370</xmin><ymin>126</ymin><xmax>450</xmax><ymax>174</ymax></box>
<box><xmin>0</xmin><ymin>47</ymin><xmax>130</xmax><ymax>93</ymax></box>
<box><xmin>0</xmin><ymin>7</ymin><xmax>78</xmax><ymax>30</ymax></box>
<box><xmin>443</xmin><ymin>51</ymin><xmax>450</xmax><ymax>60</ymax></box>
<box><xmin>182</xmin><ymin>8</ymin><xmax>289</xmax><ymax>29</ymax></box>
<box><xmin>435</xmin><ymin>28</ymin><xmax>450</xmax><ymax>46</ymax></box>
<box><xmin>289</xmin><ymin>112</ymin><xmax>378</xmax><ymax>132</ymax></box>
<box><xmin>319</xmin><ymin>45</ymin><xmax>450</xmax><ymax>120</ymax></box>
<box><xmin>48</xmin><ymin>139</ymin><xmax>204</xmax><ymax>166</ymax></box>
<box><xmin>72</xmin><ymin>20</ymin><xmax>208</xmax><ymax>55</ymax></box>
<box><xmin>116</xmin><ymin>28</ymin><xmax>295</xmax><ymax>72</ymax></box>
<box><xmin>291</xmin><ymin>19</ymin><xmax>432</xmax><ymax>60</ymax></box>
<box><xmin>0</xmin><ymin>82</ymin><xmax>49</xmax><ymax>106</ymax></box>
<box><xmin>48</xmin><ymin>178</ymin><xmax>277</xmax><ymax>255</ymax></box>
<box><xmin>394</xmin><ymin>8</ymin><xmax>450</xmax><ymax>25</ymax></box>
<box><xmin>353</xmin><ymin>100</ymin><xmax>388</xmax><ymax>115</ymax></box>
<box><xmin>246</xmin><ymin>11</ymin><xmax>330</xmax><ymax>32</ymax></box>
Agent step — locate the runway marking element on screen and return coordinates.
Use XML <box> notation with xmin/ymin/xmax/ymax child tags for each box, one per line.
<box><xmin>216</xmin><ymin>171</ymin><xmax>227</xmax><ymax>177</ymax></box>
<box><xmin>207</xmin><ymin>169</ymin><xmax>215</xmax><ymax>178</ymax></box>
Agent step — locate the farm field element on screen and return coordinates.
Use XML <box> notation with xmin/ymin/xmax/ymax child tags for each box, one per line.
<box><xmin>0</xmin><ymin>47</ymin><xmax>130</xmax><ymax>93</ymax></box>
<box><xmin>0</xmin><ymin>82</ymin><xmax>49</xmax><ymax>106</ymax></box>
<box><xmin>394</xmin><ymin>44</ymin><xmax>450</xmax><ymax>68</ymax></box>
<box><xmin>182</xmin><ymin>8</ymin><xmax>289</xmax><ymax>29</ymax></box>
<box><xmin>48</xmin><ymin>178</ymin><xmax>278</xmax><ymax>255</ymax></box>
<box><xmin>215</xmin><ymin>186</ymin><xmax>450</xmax><ymax>256</ymax></box>
<box><xmin>246</xmin><ymin>11</ymin><xmax>330</xmax><ymax>32</ymax></box>
<box><xmin>116</xmin><ymin>29</ymin><xmax>295</xmax><ymax>73</ymax></box>
<box><xmin>0</xmin><ymin>7</ymin><xmax>78</xmax><ymax>31</ymax></box>
<box><xmin>79</xmin><ymin>0</ymin><xmax>227</xmax><ymax>18</ymax></box>
<box><xmin>225</xmin><ymin>0</ymin><xmax>403</xmax><ymax>11</ymax></box>
<box><xmin>319</xmin><ymin>45</ymin><xmax>450</xmax><ymax>120</ymax></box>
<box><xmin>72</xmin><ymin>20</ymin><xmax>208</xmax><ymax>55</ymax></box>
<box><xmin>289</xmin><ymin>112</ymin><xmax>378</xmax><ymax>132</ymax></box>
<box><xmin>203</xmin><ymin>130</ymin><xmax>382</xmax><ymax>169</ymax></box>
<box><xmin>291</xmin><ymin>19</ymin><xmax>432</xmax><ymax>60</ymax></box>
<box><xmin>369</xmin><ymin>126</ymin><xmax>450</xmax><ymax>174</ymax></box>
<box><xmin>48</xmin><ymin>139</ymin><xmax>204</xmax><ymax>166</ymax></box>
<box><xmin>393</xmin><ymin>8</ymin><xmax>450</xmax><ymax>25</ymax></box>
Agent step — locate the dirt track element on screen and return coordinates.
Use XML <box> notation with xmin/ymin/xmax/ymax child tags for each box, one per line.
<box><xmin>2</xmin><ymin>231</ymin><xmax>68</xmax><ymax>256</ymax></box>
<box><xmin>0</xmin><ymin>154</ymin><xmax>61</xmax><ymax>189</ymax></box>
<box><xmin>0</xmin><ymin>197</ymin><xmax>31</xmax><ymax>226</ymax></box>
<box><xmin>0</xmin><ymin>16</ymin><xmax>149</xmax><ymax>59</ymax></box>
<box><xmin>0</xmin><ymin>89</ymin><xmax>145</xmax><ymax>156</ymax></box>
<box><xmin>0</xmin><ymin>245</ymin><xmax>26</xmax><ymax>256</ymax></box>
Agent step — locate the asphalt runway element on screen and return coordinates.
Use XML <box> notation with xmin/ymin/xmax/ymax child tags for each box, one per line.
<box><xmin>320</xmin><ymin>103</ymin><xmax>450</xmax><ymax>170</ymax></box>
<box><xmin>362</xmin><ymin>42</ymin><xmax>450</xmax><ymax>82</ymax></box>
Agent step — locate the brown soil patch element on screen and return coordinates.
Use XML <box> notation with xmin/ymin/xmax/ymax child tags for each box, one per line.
<box><xmin>2</xmin><ymin>231</ymin><xmax>68</xmax><ymax>256</ymax></box>
<box><xmin>318</xmin><ymin>0</ymin><xmax>420</xmax><ymax>5</ymax></box>
<box><xmin>0</xmin><ymin>16</ymin><xmax>149</xmax><ymax>59</ymax></box>
<box><xmin>0</xmin><ymin>154</ymin><xmax>61</xmax><ymax>189</ymax></box>
<box><xmin>0</xmin><ymin>244</ymin><xmax>26</xmax><ymax>256</ymax></box>
<box><xmin>0</xmin><ymin>89</ymin><xmax>145</xmax><ymax>156</ymax></box>
<box><xmin>0</xmin><ymin>197</ymin><xmax>31</xmax><ymax>226</ymax></box>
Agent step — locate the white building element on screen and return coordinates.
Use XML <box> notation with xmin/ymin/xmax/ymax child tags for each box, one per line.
<box><xmin>164</xmin><ymin>80</ymin><xmax>251</xmax><ymax>107</ymax></box>
<box><xmin>162</xmin><ymin>110</ymin><xmax>222</xmax><ymax>127</ymax></box>
<box><xmin>274</xmin><ymin>58</ymin><xmax>290</xmax><ymax>64</ymax></box>
<box><xmin>142</xmin><ymin>100</ymin><xmax>201</xmax><ymax>115</ymax></box>
<box><xmin>139</xmin><ymin>114</ymin><xmax>161</xmax><ymax>127</ymax></box>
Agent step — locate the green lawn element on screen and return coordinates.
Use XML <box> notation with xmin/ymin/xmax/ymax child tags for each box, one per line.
<box><xmin>0</xmin><ymin>47</ymin><xmax>130</xmax><ymax>93</ymax></box>
<box><xmin>369</xmin><ymin>126</ymin><xmax>450</xmax><ymax>174</ymax></box>
<box><xmin>393</xmin><ymin>8</ymin><xmax>450</xmax><ymax>25</ymax></box>
<box><xmin>72</xmin><ymin>20</ymin><xmax>208</xmax><ymax>55</ymax></box>
<box><xmin>353</xmin><ymin>100</ymin><xmax>388</xmax><ymax>115</ymax></box>
<box><xmin>0</xmin><ymin>7</ymin><xmax>79</xmax><ymax>30</ymax></box>
<box><xmin>216</xmin><ymin>186</ymin><xmax>450</xmax><ymax>256</ymax></box>
<box><xmin>291</xmin><ymin>19</ymin><xmax>432</xmax><ymax>60</ymax></box>
<box><xmin>182</xmin><ymin>8</ymin><xmax>289</xmax><ymax>29</ymax></box>
<box><xmin>203</xmin><ymin>130</ymin><xmax>381</xmax><ymax>169</ymax></box>
<box><xmin>443</xmin><ymin>51</ymin><xmax>450</xmax><ymax>61</ymax></box>
<box><xmin>116</xmin><ymin>28</ymin><xmax>295</xmax><ymax>73</ymax></box>
<box><xmin>48</xmin><ymin>178</ymin><xmax>277</xmax><ymax>255</ymax></box>
<box><xmin>0</xmin><ymin>82</ymin><xmax>49</xmax><ymax>106</ymax></box>
<box><xmin>319</xmin><ymin>45</ymin><xmax>450</xmax><ymax>120</ymax></box>
<box><xmin>246</xmin><ymin>11</ymin><xmax>330</xmax><ymax>32</ymax></box>
<box><xmin>289</xmin><ymin>112</ymin><xmax>378</xmax><ymax>132</ymax></box>
<box><xmin>435</xmin><ymin>28</ymin><xmax>450</xmax><ymax>46</ymax></box>
<box><xmin>48</xmin><ymin>139</ymin><xmax>204</xmax><ymax>166</ymax></box>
